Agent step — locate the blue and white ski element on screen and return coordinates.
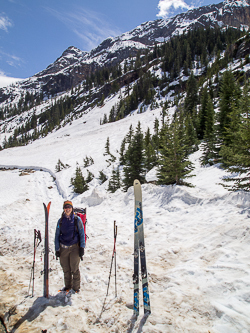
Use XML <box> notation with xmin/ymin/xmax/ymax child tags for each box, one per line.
<box><xmin>133</xmin><ymin>180</ymin><xmax>151</xmax><ymax>316</ymax></box>
<box><xmin>133</xmin><ymin>180</ymin><xmax>140</xmax><ymax>317</ymax></box>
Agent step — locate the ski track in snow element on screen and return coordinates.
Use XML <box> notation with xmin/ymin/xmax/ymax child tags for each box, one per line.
<box><xmin>0</xmin><ymin>102</ymin><xmax>250</xmax><ymax>332</ymax></box>
<box><xmin>0</xmin><ymin>164</ymin><xmax>67</xmax><ymax>199</ymax></box>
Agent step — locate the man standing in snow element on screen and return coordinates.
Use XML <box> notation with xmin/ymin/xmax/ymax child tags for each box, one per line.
<box><xmin>54</xmin><ymin>200</ymin><xmax>85</xmax><ymax>293</ymax></box>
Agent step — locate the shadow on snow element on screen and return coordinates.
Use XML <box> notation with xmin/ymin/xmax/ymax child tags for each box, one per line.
<box><xmin>9</xmin><ymin>293</ymin><xmax>71</xmax><ymax>333</ymax></box>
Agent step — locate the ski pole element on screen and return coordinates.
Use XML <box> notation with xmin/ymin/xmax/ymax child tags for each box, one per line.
<box><xmin>114</xmin><ymin>221</ymin><xmax>117</xmax><ymax>298</ymax></box>
<box><xmin>106</xmin><ymin>224</ymin><xmax>115</xmax><ymax>298</ymax></box>
<box><xmin>28</xmin><ymin>229</ymin><xmax>42</xmax><ymax>297</ymax></box>
<box><xmin>33</xmin><ymin>230</ymin><xmax>41</xmax><ymax>296</ymax></box>
<box><xmin>100</xmin><ymin>220</ymin><xmax>118</xmax><ymax>314</ymax></box>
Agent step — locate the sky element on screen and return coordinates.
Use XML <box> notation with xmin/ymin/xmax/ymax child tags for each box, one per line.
<box><xmin>0</xmin><ymin>0</ymin><xmax>223</xmax><ymax>87</ymax></box>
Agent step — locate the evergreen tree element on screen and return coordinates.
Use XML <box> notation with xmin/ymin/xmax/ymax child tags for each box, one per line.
<box><xmin>198</xmin><ymin>85</ymin><xmax>209</xmax><ymax>140</ymax></box>
<box><xmin>161</xmin><ymin>102</ymin><xmax>168</xmax><ymax>126</ymax></box>
<box><xmin>71</xmin><ymin>166</ymin><xmax>89</xmax><ymax>193</ymax></box>
<box><xmin>184</xmin><ymin>113</ymin><xmax>199</xmax><ymax>155</ymax></box>
<box><xmin>86</xmin><ymin>170</ymin><xmax>94</xmax><ymax>183</ymax></box>
<box><xmin>123</xmin><ymin>122</ymin><xmax>145</xmax><ymax>190</ymax></box>
<box><xmin>108</xmin><ymin>167</ymin><xmax>121</xmax><ymax>193</ymax></box>
<box><xmin>184</xmin><ymin>72</ymin><xmax>198</xmax><ymax>116</ymax></box>
<box><xmin>55</xmin><ymin>159</ymin><xmax>66</xmax><ymax>172</ymax></box>
<box><xmin>204</xmin><ymin>95</ymin><xmax>215</xmax><ymax>139</ymax></box>
<box><xmin>119</xmin><ymin>137</ymin><xmax>127</xmax><ymax>165</ymax></box>
<box><xmin>104</xmin><ymin>137</ymin><xmax>110</xmax><ymax>156</ymax></box>
<box><xmin>104</xmin><ymin>136</ymin><xmax>116</xmax><ymax>166</ymax></box>
<box><xmin>102</xmin><ymin>114</ymin><xmax>108</xmax><ymax>124</ymax></box>
<box><xmin>99</xmin><ymin>170</ymin><xmax>108</xmax><ymax>184</ymax></box>
<box><xmin>152</xmin><ymin>117</ymin><xmax>160</xmax><ymax>157</ymax></box>
<box><xmin>144</xmin><ymin>127</ymin><xmax>157</xmax><ymax>172</ymax></box>
<box><xmin>220</xmin><ymin>79</ymin><xmax>250</xmax><ymax>190</ymax></box>
<box><xmin>218</xmin><ymin>70</ymin><xmax>241</xmax><ymax>146</ymax></box>
<box><xmin>126</xmin><ymin>124</ymin><xmax>134</xmax><ymax>145</ymax></box>
<box><xmin>109</xmin><ymin>106</ymin><xmax>116</xmax><ymax>122</ymax></box>
<box><xmin>220</xmin><ymin>86</ymin><xmax>242</xmax><ymax>166</ymax></box>
<box><xmin>200</xmin><ymin>94</ymin><xmax>217</xmax><ymax>165</ymax></box>
<box><xmin>83</xmin><ymin>156</ymin><xmax>94</xmax><ymax>167</ymax></box>
<box><xmin>185</xmin><ymin>43</ymin><xmax>192</xmax><ymax>72</ymax></box>
<box><xmin>157</xmin><ymin>117</ymin><xmax>194</xmax><ymax>186</ymax></box>
<box><xmin>100</xmin><ymin>94</ymin><xmax>105</xmax><ymax>106</ymax></box>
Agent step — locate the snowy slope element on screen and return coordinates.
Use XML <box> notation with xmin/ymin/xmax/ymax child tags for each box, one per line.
<box><xmin>0</xmin><ymin>94</ymin><xmax>250</xmax><ymax>333</ymax></box>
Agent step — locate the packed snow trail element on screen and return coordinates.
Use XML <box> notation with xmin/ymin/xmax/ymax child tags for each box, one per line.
<box><xmin>0</xmin><ymin>164</ymin><xmax>67</xmax><ymax>199</ymax></box>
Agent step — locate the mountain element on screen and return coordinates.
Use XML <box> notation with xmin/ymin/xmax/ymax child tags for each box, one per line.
<box><xmin>0</xmin><ymin>0</ymin><xmax>250</xmax><ymax>105</ymax></box>
<box><xmin>0</xmin><ymin>3</ymin><xmax>250</xmax><ymax>330</ymax></box>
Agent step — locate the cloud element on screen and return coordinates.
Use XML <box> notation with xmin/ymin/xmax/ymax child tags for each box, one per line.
<box><xmin>45</xmin><ymin>7</ymin><xmax>121</xmax><ymax>51</ymax></box>
<box><xmin>0</xmin><ymin>13</ymin><xmax>13</xmax><ymax>32</ymax></box>
<box><xmin>0</xmin><ymin>49</ymin><xmax>23</xmax><ymax>68</ymax></box>
<box><xmin>157</xmin><ymin>0</ymin><xmax>193</xmax><ymax>18</ymax></box>
<box><xmin>0</xmin><ymin>73</ymin><xmax>22</xmax><ymax>88</ymax></box>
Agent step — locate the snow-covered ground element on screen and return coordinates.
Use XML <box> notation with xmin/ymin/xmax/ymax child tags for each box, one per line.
<box><xmin>0</xmin><ymin>98</ymin><xmax>250</xmax><ymax>333</ymax></box>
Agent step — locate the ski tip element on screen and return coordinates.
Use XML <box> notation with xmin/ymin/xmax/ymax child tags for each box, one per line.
<box><xmin>133</xmin><ymin>179</ymin><xmax>140</xmax><ymax>186</ymax></box>
<box><xmin>43</xmin><ymin>201</ymin><xmax>51</xmax><ymax>211</ymax></box>
<box><xmin>125</xmin><ymin>303</ymin><xmax>134</xmax><ymax>310</ymax></box>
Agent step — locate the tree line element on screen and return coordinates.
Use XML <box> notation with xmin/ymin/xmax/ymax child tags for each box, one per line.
<box><xmin>101</xmin><ymin>27</ymin><xmax>246</xmax><ymax>125</ymax></box>
<box><xmin>57</xmin><ymin>68</ymin><xmax>250</xmax><ymax>194</ymax></box>
<box><xmin>108</xmin><ymin>70</ymin><xmax>250</xmax><ymax>192</ymax></box>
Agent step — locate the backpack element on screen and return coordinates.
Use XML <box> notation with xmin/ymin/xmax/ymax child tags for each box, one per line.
<box><xmin>74</xmin><ymin>207</ymin><xmax>88</xmax><ymax>244</ymax></box>
<box><xmin>59</xmin><ymin>207</ymin><xmax>88</xmax><ymax>245</ymax></box>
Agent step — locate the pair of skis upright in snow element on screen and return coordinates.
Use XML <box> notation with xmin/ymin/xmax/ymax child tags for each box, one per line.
<box><xmin>133</xmin><ymin>179</ymin><xmax>151</xmax><ymax>317</ymax></box>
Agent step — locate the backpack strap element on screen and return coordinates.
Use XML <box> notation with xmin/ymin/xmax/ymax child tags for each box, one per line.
<box><xmin>59</xmin><ymin>218</ymin><xmax>62</xmax><ymax>235</ymax></box>
<box><xmin>73</xmin><ymin>215</ymin><xmax>79</xmax><ymax>240</ymax></box>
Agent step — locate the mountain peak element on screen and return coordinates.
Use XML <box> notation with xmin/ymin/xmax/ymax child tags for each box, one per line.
<box><xmin>61</xmin><ymin>46</ymin><xmax>87</xmax><ymax>59</ymax></box>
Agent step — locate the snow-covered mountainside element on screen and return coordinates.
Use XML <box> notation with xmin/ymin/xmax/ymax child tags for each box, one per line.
<box><xmin>0</xmin><ymin>0</ymin><xmax>250</xmax><ymax>149</ymax></box>
<box><xmin>0</xmin><ymin>95</ymin><xmax>250</xmax><ymax>332</ymax></box>
<box><xmin>0</xmin><ymin>1</ymin><xmax>250</xmax><ymax>331</ymax></box>
<box><xmin>0</xmin><ymin>0</ymin><xmax>250</xmax><ymax>104</ymax></box>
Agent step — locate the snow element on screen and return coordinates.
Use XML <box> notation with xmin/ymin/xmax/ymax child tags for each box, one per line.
<box><xmin>0</xmin><ymin>74</ymin><xmax>23</xmax><ymax>88</ymax></box>
<box><xmin>0</xmin><ymin>0</ymin><xmax>249</xmax><ymax>120</ymax></box>
<box><xmin>0</xmin><ymin>94</ymin><xmax>250</xmax><ymax>333</ymax></box>
<box><xmin>224</xmin><ymin>0</ymin><xmax>250</xmax><ymax>8</ymax></box>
